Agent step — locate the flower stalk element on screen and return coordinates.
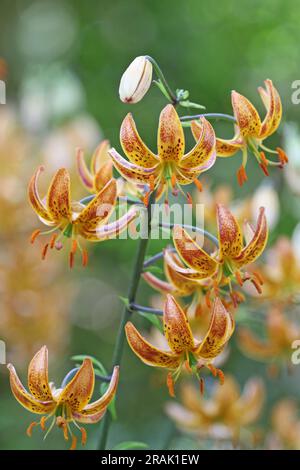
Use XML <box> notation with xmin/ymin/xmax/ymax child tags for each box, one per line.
<box><xmin>98</xmin><ymin>191</ymin><xmax>156</xmax><ymax>450</ymax></box>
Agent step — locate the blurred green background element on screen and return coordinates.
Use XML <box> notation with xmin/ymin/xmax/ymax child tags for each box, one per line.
<box><xmin>0</xmin><ymin>0</ymin><xmax>300</xmax><ymax>450</ymax></box>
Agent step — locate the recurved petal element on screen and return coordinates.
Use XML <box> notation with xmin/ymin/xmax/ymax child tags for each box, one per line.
<box><xmin>173</xmin><ymin>225</ymin><xmax>218</xmax><ymax>276</ymax></box>
<box><xmin>82</xmin><ymin>206</ymin><xmax>138</xmax><ymax>241</ymax></box>
<box><xmin>164</xmin><ymin>251</ymin><xmax>199</xmax><ymax>295</ymax></box>
<box><xmin>57</xmin><ymin>358</ymin><xmax>95</xmax><ymax>412</ymax></box>
<box><xmin>164</xmin><ymin>295</ymin><xmax>195</xmax><ymax>354</ymax></box>
<box><xmin>94</xmin><ymin>161</ymin><xmax>113</xmax><ymax>192</ymax></box>
<box><xmin>28</xmin><ymin>346</ymin><xmax>53</xmax><ymax>401</ymax></box>
<box><xmin>72</xmin><ymin>408</ymin><xmax>106</xmax><ymax>424</ymax></box>
<box><xmin>195</xmin><ymin>297</ymin><xmax>234</xmax><ymax>360</ymax></box>
<box><xmin>46</xmin><ymin>168</ymin><xmax>72</xmax><ymax>223</ymax></box>
<box><xmin>76</xmin><ymin>148</ymin><xmax>94</xmax><ymax>191</ymax></box>
<box><xmin>177</xmin><ymin>147</ymin><xmax>216</xmax><ymax>182</ymax></box>
<box><xmin>120</xmin><ymin>113</ymin><xmax>159</xmax><ymax>168</ymax></box>
<box><xmin>235</xmin><ymin>378</ymin><xmax>265</xmax><ymax>425</ymax></box>
<box><xmin>258</xmin><ymin>79</ymin><xmax>282</xmax><ymax>139</ymax></box>
<box><xmin>216</xmin><ymin>137</ymin><xmax>244</xmax><ymax>157</ymax></box>
<box><xmin>216</xmin><ymin>204</ymin><xmax>243</xmax><ymax>259</ymax></box>
<box><xmin>7</xmin><ymin>363</ymin><xmax>55</xmax><ymax>414</ymax></box>
<box><xmin>158</xmin><ymin>105</ymin><xmax>185</xmax><ymax>162</ymax></box>
<box><xmin>125</xmin><ymin>322</ymin><xmax>181</xmax><ymax>369</ymax></box>
<box><xmin>76</xmin><ymin>179</ymin><xmax>117</xmax><ymax>231</ymax></box>
<box><xmin>234</xmin><ymin>207</ymin><xmax>268</xmax><ymax>267</ymax></box>
<box><xmin>142</xmin><ymin>272</ymin><xmax>177</xmax><ymax>294</ymax></box>
<box><xmin>79</xmin><ymin>366</ymin><xmax>119</xmax><ymax>415</ymax></box>
<box><xmin>91</xmin><ymin>140</ymin><xmax>111</xmax><ymax>174</ymax></box>
<box><xmin>109</xmin><ymin>148</ymin><xmax>160</xmax><ymax>185</ymax></box>
<box><xmin>181</xmin><ymin>118</ymin><xmax>216</xmax><ymax>168</ymax></box>
<box><xmin>238</xmin><ymin>328</ymin><xmax>277</xmax><ymax>360</ymax></box>
<box><xmin>232</xmin><ymin>91</ymin><xmax>261</xmax><ymax>138</ymax></box>
<box><xmin>28</xmin><ymin>166</ymin><xmax>53</xmax><ymax>223</ymax></box>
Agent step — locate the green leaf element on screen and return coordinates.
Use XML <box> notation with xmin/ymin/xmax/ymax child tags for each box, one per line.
<box><xmin>138</xmin><ymin>311</ymin><xmax>163</xmax><ymax>333</ymax></box>
<box><xmin>71</xmin><ymin>355</ymin><xmax>107</xmax><ymax>376</ymax></box>
<box><xmin>179</xmin><ymin>100</ymin><xmax>206</xmax><ymax>110</ymax></box>
<box><xmin>119</xmin><ymin>296</ymin><xmax>130</xmax><ymax>308</ymax></box>
<box><xmin>113</xmin><ymin>441</ymin><xmax>149</xmax><ymax>450</ymax></box>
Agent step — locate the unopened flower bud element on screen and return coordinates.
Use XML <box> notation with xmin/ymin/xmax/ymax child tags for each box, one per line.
<box><xmin>119</xmin><ymin>56</ymin><xmax>152</xmax><ymax>103</ymax></box>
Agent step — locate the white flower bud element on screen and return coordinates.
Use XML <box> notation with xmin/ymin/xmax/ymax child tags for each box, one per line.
<box><xmin>119</xmin><ymin>56</ymin><xmax>153</xmax><ymax>104</ymax></box>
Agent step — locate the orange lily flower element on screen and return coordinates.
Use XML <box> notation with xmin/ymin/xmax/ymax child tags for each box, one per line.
<box><xmin>7</xmin><ymin>346</ymin><xmax>119</xmax><ymax>450</ymax></box>
<box><xmin>171</xmin><ymin>204</ymin><xmax>268</xmax><ymax>304</ymax></box>
<box><xmin>166</xmin><ymin>375</ymin><xmax>264</xmax><ymax>444</ymax></box>
<box><xmin>109</xmin><ymin>104</ymin><xmax>216</xmax><ymax>204</ymax></box>
<box><xmin>192</xmin><ymin>80</ymin><xmax>288</xmax><ymax>185</ymax></box>
<box><xmin>125</xmin><ymin>294</ymin><xmax>234</xmax><ymax>396</ymax></box>
<box><xmin>238</xmin><ymin>307</ymin><xmax>300</xmax><ymax>366</ymax></box>
<box><xmin>28</xmin><ymin>166</ymin><xmax>137</xmax><ymax>267</ymax></box>
<box><xmin>76</xmin><ymin>140</ymin><xmax>113</xmax><ymax>193</ymax></box>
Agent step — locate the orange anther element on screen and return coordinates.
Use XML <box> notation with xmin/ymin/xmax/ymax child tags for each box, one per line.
<box><xmin>171</xmin><ymin>173</ymin><xmax>177</xmax><ymax>188</ymax></box>
<box><xmin>193</xmin><ymin>178</ymin><xmax>203</xmax><ymax>192</ymax></box>
<box><xmin>49</xmin><ymin>233</ymin><xmax>57</xmax><ymax>249</ymax></box>
<box><xmin>217</xmin><ymin>368</ymin><xmax>225</xmax><ymax>385</ymax></box>
<box><xmin>259</xmin><ymin>163</ymin><xmax>269</xmax><ymax>176</ymax></box>
<box><xmin>208</xmin><ymin>364</ymin><xmax>217</xmax><ymax>377</ymax></box>
<box><xmin>70</xmin><ymin>434</ymin><xmax>77</xmax><ymax>450</ymax></box>
<box><xmin>30</xmin><ymin>229</ymin><xmax>41</xmax><ymax>244</ymax></box>
<box><xmin>205</xmin><ymin>291</ymin><xmax>211</xmax><ymax>309</ymax></box>
<box><xmin>82</xmin><ymin>248</ymin><xmax>89</xmax><ymax>267</ymax></box>
<box><xmin>40</xmin><ymin>416</ymin><xmax>47</xmax><ymax>431</ymax></box>
<box><xmin>166</xmin><ymin>372</ymin><xmax>175</xmax><ymax>398</ymax></box>
<box><xmin>200</xmin><ymin>377</ymin><xmax>205</xmax><ymax>395</ymax></box>
<box><xmin>69</xmin><ymin>252</ymin><xmax>75</xmax><ymax>269</ymax></box>
<box><xmin>71</xmin><ymin>239</ymin><xmax>78</xmax><ymax>254</ymax></box>
<box><xmin>184</xmin><ymin>359</ymin><xmax>193</xmax><ymax>374</ymax></box>
<box><xmin>80</xmin><ymin>427</ymin><xmax>87</xmax><ymax>446</ymax></box>
<box><xmin>276</xmin><ymin>147</ymin><xmax>289</xmax><ymax>165</ymax></box>
<box><xmin>253</xmin><ymin>270</ymin><xmax>264</xmax><ymax>285</ymax></box>
<box><xmin>41</xmin><ymin>243</ymin><xmax>49</xmax><ymax>260</ymax></box>
<box><xmin>26</xmin><ymin>421</ymin><xmax>38</xmax><ymax>437</ymax></box>
<box><xmin>149</xmin><ymin>175</ymin><xmax>155</xmax><ymax>192</ymax></box>
<box><xmin>251</xmin><ymin>278</ymin><xmax>262</xmax><ymax>294</ymax></box>
<box><xmin>235</xmin><ymin>270</ymin><xmax>244</xmax><ymax>287</ymax></box>
<box><xmin>259</xmin><ymin>151</ymin><xmax>268</xmax><ymax>167</ymax></box>
<box><xmin>237</xmin><ymin>165</ymin><xmax>248</xmax><ymax>187</ymax></box>
<box><xmin>143</xmin><ymin>192</ymin><xmax>150</xmax><ymax>207</ymax></box>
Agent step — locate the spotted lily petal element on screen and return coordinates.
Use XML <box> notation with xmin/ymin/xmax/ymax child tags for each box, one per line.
<box><xmin>28</xmin><ymin>166</ymin><xmax>53</xmax><ymax>224</ymax></box>
<box><xmin>57</xmin><ymin>358</ymin><xmax>95</xmax><ymax>412</ymax></box>
<box><xmin>94</xmin><ymin>161</ymin><xmax>114</xmax><ymax>192</ymax></box>
<box><xmin>28</xmin><ymin>346</ymin><xmax>53</xmax><ymax>401</ymax></box>
<box><xmin>79</xmin><ymin>366</ymin><xmax>119</xmax><ymax>416</ymax></box>
<box><xmin>76</xmin><ymin>179</ymin><xmax>117</xmax><ymax>231</ymax></box>
<box><xmin>234</xmin><ymin>207</ymin><xmax>268</xmax><ymax>266</ymax></box>
<box><xmin>173</xmin><ymin>225</ymin><xmax>218</xmax><ymax>277</ymax></box>
<box><xmin>258</xmin><ymin>79</ymin><xmax>282</xmax><ymax>139</ymax></box>
<box><xmin>142</xmin><ymin>272</ymin><xmax>177</xmax><ymax>294</ymax></box>
<box><xmin>216</xmin><ymin>136</ymin><xmax>244</xmax><ymax>157</ymax></box>
<box><xmin>72</xmin><ymin>408</ymin><xmax>106</xmax><ymax>424</ymax></box>
<box><xmin>46</xmin><ymin>168</ymin><xmax>72</xmax><ymax>223</ymax></box>
<box><xmin>158</xmin><ymin>105</ymin><xmax>185</xmax><ymax>162</ymax></box>
<box><xmin>120</xmin><ymin>113</ymin><xmax>159</xmax><ymax>168</ymax></box>
<box><xmin>125</xmin><ymin>322</ymin><xmax>180</xmax><ymax>369</ymax></box>
<box><xmin>164</xmin><ymin>295</ymin><xmax>195</xmax><ymax>354</ymax></box>
<box><xmin>232</xmin><ymin>91</ymin><xmax>261</xmax><ymax>138</ymax></box>
<box><xmin>164</xmin><ymin>251</ymin><xmax>198</xmax><ymax>295</ymax></box>
<box><xmin>109</xmin><ymin>148</ymin><xmax>159</xmax><ymax>185</ymax></box>
<box><xmin>86</xmin><ymin>206</ymin><xmax>138</xmax><ymax>242</ymax></box>
<box><xmin>91</xmin><ymin>140</ymin><xmax>111</xmax><ymax>174</ymax></box>
<box><xmin>195</xmin><ymin>297</ymin><xmax>234</xmax><ymax>360</ymax></box>
<box><xmin>7</xmin><ymin>363</ymin><xmax>55</xmax><ymax>414</ymax></box>
<box><xmin>180</xmin><ymin>118</ymin><xmax>216</xmax><ymax>168</ymax></box>
<box><xmin>216</xmin><ymin>204</ymin><xmax>243</xmax><ymax>259</ymax></box>
<box><xmin>76</xmin><ymin>148</ymin><xmax>94</xmax><ymax>191</ymax></box>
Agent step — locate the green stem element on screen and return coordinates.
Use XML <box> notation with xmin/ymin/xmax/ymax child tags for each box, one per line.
<box><xmin>98</xmin><ymin>192</ymin><xmax>156</xmax><ymax>450</ymax></box>
<box><xmin>145</xmin><ymin>55</ymin><xmax>178</xmax><ymax>105</ymax></box>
